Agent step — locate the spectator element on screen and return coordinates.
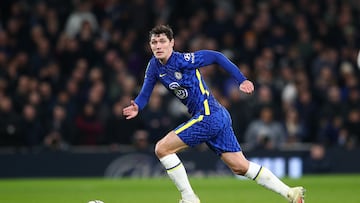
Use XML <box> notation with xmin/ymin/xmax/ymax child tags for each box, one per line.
<box><xmin>57</xmin><ymin>36</ymin><xmax>81</xmax><ymax>76</ymax></box>
<box><xmin>251</xmin><ymin>85</ymin><xmax>280</xmax><ymax>120</ymax></box>
<box><xmin>45</xmin><ymin>8</ymin><xmax>61</xmax><ymax>49</ymax></box>
<box><xmin>74</xmin><ymin>102</ymin><xmax>104</xmax><ymax>145</ymax></box>
<box><xmin>132</xmin><ymin>129</ymin><xmax>151</xmax><ymax>152</ymax></box>
<box><xmin>304</xmin><ymin>144</ymin><xmax>331</xmax><ymax>174</ymax></box>
<box><xmin>105</xmin><ymin>96</ymin><xmax>144</xmax><ymax>150</ymax></box>
<box><xmin>317</xmin><ymin>116</ymin><xmax>344</xmax><ymax>147</ymax></box>
<box><xmin>245</xmin><ymin>106</ymin><xmax>286</xmax><ymax>150</ymax></box>
<box><xmin>282</xmin><ymin>107</ymin><xmax>308</xmax><ymax>145</ymax></box>
<box><xmin>76</xmin><ymin>20</ymin><xmax>97</xmax><ymax>62</ymax></box>
<box><xmin>227</xmin><ymin>83</ymin><xmax>253</xmax><ymax>143</ymax></box>
<box><xmin>44</xmin><ymin>105</ymin><xmax>74</xmax><ymax>147</ymax></box>
<box><xmin>141</xmin><ymin>84</ymin><xmax>173</xmax><ymax>143</ymax></box>
<box><xmin>343</xmin><ymin>108</ymin><xmax>360</xmax><ymax>148</ymax></box>
<box><xmin>87</xmin><ymin>80</ymin><xmax>109</xmax><ymax>123</ymax></box>
<box><xmin>0</xmin><ymin>96</ymin><xmax>21</xmax><ymax>147</ymax></box>
<box><xmin>55</xmin><ymin>90</ymin><xmax>78</xmax><ymax>121</ymax></box>
<box><xmin>43</xmin><ymin>131</ymin><xmax>66</xmax><ymax>151</ymax></box>
<box><xmin>12</xmin><ymin>75</ymin><xmax>31</xmax><ymax>113</ymax></box>
<box><xmin>64</xmin><ymin>0</ymin><xmax>99</xmax><ymax>38</ymax></box>
<box><xmin>20</xmin><ymin>104</ymin><xmax>45</xmax><ymax>150</ymax></box>
<box><xmin>320</xmin><ymin>85</ymin><xmax>346</xmax><ymax>120</ymax></box>
<box><xmin>294</xmin><ymin>89</ymin><xmax>319</xmax><ymax>142</ymax></box>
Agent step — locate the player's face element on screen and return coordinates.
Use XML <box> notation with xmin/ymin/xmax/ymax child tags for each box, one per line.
<box><xmin>150</xmin><ymin>33</ymin><xmax>174</xmax><ymax>63</ymax></box>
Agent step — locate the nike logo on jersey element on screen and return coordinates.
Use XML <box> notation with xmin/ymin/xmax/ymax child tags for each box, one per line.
<box><xmin>159</xmin><ymin>73</ymin><xmax>167</xmax><ymax>77</ymax></box>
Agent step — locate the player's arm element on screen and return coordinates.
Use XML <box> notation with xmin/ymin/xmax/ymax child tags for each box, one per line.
<box><xmin>123</xmin><ymin>62</ymin><xmax>157</xmax><ymax>119</ymax></box>
<box><xmin>194</xmin><ymin>50</ymin><xmax>254</xmax><ymax>94</ymax></box>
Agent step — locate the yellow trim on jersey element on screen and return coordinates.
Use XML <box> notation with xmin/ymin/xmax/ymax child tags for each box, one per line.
<box><xmin>175</xmin><ymin>115</ymin><xmax>204</xmax><ymax>134</ymax></box>
<box><xmin>196</xmin><ymin>69</ymin><xmax>209</xmax><ymax>96</ymax></box>
<box><xmin>196</xmin><ymin>69</ymin><xmax>210</xmax><ymax>115</ymax></box>
<box><xmin>203</xmin><ymin>99</ymin><xmax>210</xmax><ymax>115</ymax></box>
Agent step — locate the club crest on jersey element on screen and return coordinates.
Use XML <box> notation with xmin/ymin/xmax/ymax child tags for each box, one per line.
<box><xmin>174</xmin><ymin>72</ymin><xmax>182</xmax><ymax>80</ymax></box>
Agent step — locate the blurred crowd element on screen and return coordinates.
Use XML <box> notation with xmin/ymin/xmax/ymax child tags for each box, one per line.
<box><xmin>0</xmin><ymin>0</ymin><xmax>359</xmax><ymax>152</ymax></box>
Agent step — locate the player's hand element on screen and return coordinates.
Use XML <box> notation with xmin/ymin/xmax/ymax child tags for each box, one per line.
<box><xmin>239</xmin><ymin>80</ymin><xmax>254</xmax><ymax>94</ymax></box>
<box><xmin>122</xmin><ymin>100</ymin><xmax>139</xmax><ymax>119</ymax></box>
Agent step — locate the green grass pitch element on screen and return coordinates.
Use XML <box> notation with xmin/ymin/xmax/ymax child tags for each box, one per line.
<box><xmin>0</xmin><ymin>174</ymin><xmax>359</xmax><ymax>203</ymax></box>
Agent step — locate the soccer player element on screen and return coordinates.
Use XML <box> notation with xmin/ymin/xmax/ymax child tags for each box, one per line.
<box><xmin>123</xmin><ymin>25</ymin><xmax>305</xmax><ymax>203</ymax></box>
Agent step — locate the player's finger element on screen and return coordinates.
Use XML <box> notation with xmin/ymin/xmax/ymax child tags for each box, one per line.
<box><xmin>243</xmin><ymin>85</ymin><xmax>253</xmax><ymax>93</ymax></box>
<box><xmin>125</xmin><ymin>114</ymin><xmax>135</xmax><ymax>119</ymax></box>
<box><xmin>125</xmin><ymin>115</ymin><xmax>132</xmax><ymax>119</ymax></box>
<box><xmin>245</xmin><ymin>88</ymin><xmax>252</xmax><ymax>93</ymax></box>
<box><xmin>123</xmin><ymin>106</ymin><xmax>134</xmax><ymax>116</ymax></box>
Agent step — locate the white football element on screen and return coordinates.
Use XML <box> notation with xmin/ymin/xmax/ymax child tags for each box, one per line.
<box><xmin>88</xmin><ymin>200</ymin><xmax>104</xmax><ymax>203</ymax></box>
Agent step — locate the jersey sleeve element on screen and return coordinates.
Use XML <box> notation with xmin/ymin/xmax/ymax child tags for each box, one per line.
<box><xmin>180</xmin><ymin>50</ymin><xmax>247</xmax><ymax>85</ymax></box>
<box><xmin>134</xmin><ymin>60</ymin><xmax>157</xmax><ymax>110</ymax></box>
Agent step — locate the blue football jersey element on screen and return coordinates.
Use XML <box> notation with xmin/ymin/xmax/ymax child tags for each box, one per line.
<box><xmin>134</xmin><ymin>50</ymin><xmax>246</xmax><ymax>116</ymax></box>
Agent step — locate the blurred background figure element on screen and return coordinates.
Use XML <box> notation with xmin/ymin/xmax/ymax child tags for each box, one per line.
<box><xmin>141</xmin><ymin>84</ymin><xmax>173</xmax><ymax>144</ymax></box>
<box><xmin>64</xmin><ymin>0</ymin><xmax>98</xmax><ymax>38</ymax></box>
<box><xmin>105</xmin><ymin>96</ymin><xmax>144</xmax><ymax>151</ymax></box>
<box><xmin>74</xmin><ymin>102</ymin><xmax>104</xmax><ymax>145</ymax></box>
<box><xmin>282</xmin><ymin>107</ymin><xmax>308</xmax><ymax>146</ymax></box>
<box><xmin>245</xmin><ymin>106</ymin><xmax>286</xmax><ymax>150</ymax></box>
<box><xmin>132</xmin><ymin>129</ymin><xmax>151</xmax><ymax>152</ymax></box>
<box><xmin>21</xmin><ymin>104</ymin><xmax>45</xmax><ymax>151</ymax></box>
<box><xmin>0</xmin><ymin>96</ymin><xmax>21</xmax><ymax>148</ymax></box>
<box><xmin>43</xmin><ymin>105</ymin><xmax>74</xmax><ymax>150</ymax></box>
<box><xmin>304</xmin><ymin>144</ymin><xmax>331</xmax><ymax>174</ymax></box>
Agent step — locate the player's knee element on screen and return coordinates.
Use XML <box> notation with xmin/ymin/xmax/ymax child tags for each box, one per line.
<box><xmin>154</xmin><ymin>141</ymin><xmax>167</xmax><ymax>158</ymax></box>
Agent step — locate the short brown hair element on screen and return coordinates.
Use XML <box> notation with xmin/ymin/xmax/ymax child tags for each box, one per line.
<box><xmin>149</xmin><ymin>25</ymin><xmax>174</xmax><ymax>41</ymax></box>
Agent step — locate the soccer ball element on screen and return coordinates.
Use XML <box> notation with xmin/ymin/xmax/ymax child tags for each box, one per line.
<box><xmin>88</xmin><ymin>200</ymin><xmax>104</xmax><ymax>203</ymax></box>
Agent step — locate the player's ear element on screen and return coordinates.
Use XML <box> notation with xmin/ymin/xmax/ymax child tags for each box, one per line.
<box><xmin>170</xmin><ymin>38</ymin><xmax>175</xmax><ymax>47</ymax></box>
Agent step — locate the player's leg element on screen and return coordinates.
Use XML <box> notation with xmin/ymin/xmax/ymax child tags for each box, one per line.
<box><xmin>155</xmin><ymin>130</ymin><xmax>200</xmax><ymax>203</ymax></box>
<box><xmin>221</xmin><ymin>152</ymin><xmax>290</xmax><ymax>196</ymax></box>
<box><xmin>221</xmin><ymin>152</ymin><xmax>305</xmax><ymax>202</ymax></box>
<box><xmin>155</xmin><ymin>112</ymin><xmax>213</xmax><ymax>203</ymax></box>
<box><xmin>208</xmin><ymin>107</ymin><xmax>304</xmax><ymax>202</ymax></box>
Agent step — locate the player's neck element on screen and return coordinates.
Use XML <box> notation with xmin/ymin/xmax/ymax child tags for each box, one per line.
<box><xmin>159</xmin><ymin>58</ymin><xmax>167</xmax><ymax>65</ymax></box>
<box><xmin>158</xmin><ymin>51</ymin><xmax>173</xmax><ymax>65</ymax></box>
